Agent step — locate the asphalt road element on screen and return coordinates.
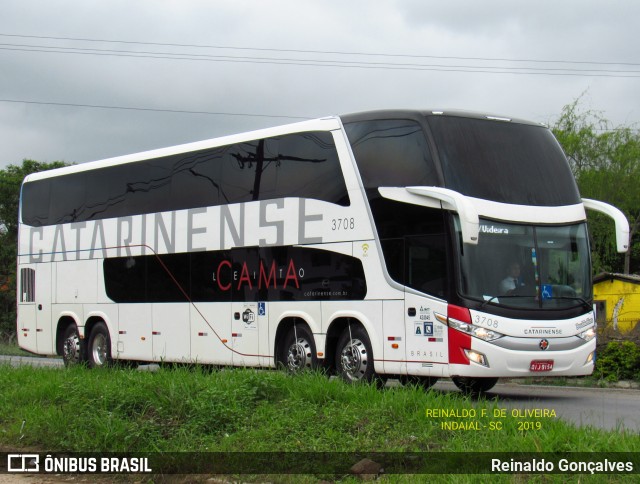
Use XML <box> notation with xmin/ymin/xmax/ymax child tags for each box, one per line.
<box><xmin>2</xmin><ymin>355</ymin><xmax>639</xmax><ymax>432</ymax></box>
<box><xmin>433</xmin><ymin>379</ymin><xmax>640</xmax><ymax>432</ymax></box>
<box><xmin>0</xmin><ymin>355</ymin><xmax>63</xmax><ymax>369</ymax></box>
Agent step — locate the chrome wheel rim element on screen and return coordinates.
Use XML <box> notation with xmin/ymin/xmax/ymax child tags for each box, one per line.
<box><xmin>63</xmin><ymin>331</ymin><xmax>80</xmax><ymax>363</ymax></box>
<box><xmin>91</xmin><ymin>333</ymin><xmax>108</xmax><ymax>366</ymax></box>
<box><xmin>340</xmin><ymin>338</ymin><xmax>368</xmax><ymax>381</ymax></box>
<box><xmin>286</xmin><ymin>337</ymin><xmax>312</xmax><ymax>371</ymax></box>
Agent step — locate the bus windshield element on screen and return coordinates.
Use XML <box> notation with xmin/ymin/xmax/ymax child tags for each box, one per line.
<box><xmin>426</xmin><ymin>115</ymin><xmax>581</xmax><ymax>206</ymax></box>
<box><xmin>456</xmin><ymin>220</ymin><xmax>592</xmax><ymax>310</ymax></box>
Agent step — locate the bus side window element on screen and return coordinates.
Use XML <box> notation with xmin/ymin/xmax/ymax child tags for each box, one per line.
<box><xmin>406</xmin><ymin>235</ymin><xmax>447</xmax><ymax>298</ymax></box>
<box><xmin>344</xmin><ymin>119</ymin><xmax>438</xmax><ymax>190</ymax></box>
<box><xmin>369</xmin><ymin>197</ymin><xmax>448</xmax><ymax>298</ymax></box>
<box><xmin>49</xmin><ymin>171</ymin><xmax>86</xmax><ymax>224</ymax></box>
<box><xmin>21</xmin><ymin>179</ymin><xmax>51</xmax><ymax>227</ymax></box>
<box><xmin>170</xmin><ymin>147</ymin><xmax>224</xmax><ymax>210</ymax></box>
<box><xmin>272</xmin><ymin>132</ymin><xmax>349</xmax><ymax>205</ymax></box>
<box><xmin>220</xmin><ymin>141</ymin><xmax>259</xmax><ymax>205</ymax></box>
<box><xmin>381</xmin><ymin>238</ymin><xmax>405</xmax><ymax>284</ymax></box>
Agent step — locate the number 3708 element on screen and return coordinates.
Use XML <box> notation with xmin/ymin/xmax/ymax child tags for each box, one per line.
<box><xmin>331</xmin><ymin>218</ymin><xmax>355</xmax><ymax>231</ymax></box>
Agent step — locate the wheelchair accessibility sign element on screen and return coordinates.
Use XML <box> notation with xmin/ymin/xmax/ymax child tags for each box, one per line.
<box><xmin>414</xmin><ymin>322</ymin><xmax>433</xmax><ymax>336</ymax></box>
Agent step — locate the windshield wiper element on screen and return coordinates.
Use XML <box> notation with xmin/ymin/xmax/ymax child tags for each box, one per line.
<box><xmin>479</xmin><ymin>294</ymin><xmax>531</xmax><ymax>311</ymax></box>
<box><xmin>548</xmin><ymin>296</ymin><xmax>592</xmax><ymax>311</ymax></box>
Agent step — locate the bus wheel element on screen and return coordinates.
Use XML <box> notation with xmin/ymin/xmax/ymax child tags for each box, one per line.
<box><xmin>87</xmin><ymin>322</ymin><xmax>113</xmax><ymax>368</ymax></box>
<box><xmin>451</xmin><ymin>377</ymin><xmax>498</xmax><ymax>396</ymax></box>
<box><xmin>61</xmin><ymin>325</ymin><xmax>82</xmax><ymax>367</ymax></box>
<box><xmin>336</xmin><ymin>326</ymin><xmax>375</xmax><ymax>383</ymax></box>
<box><xmin>400</xmin><ymin>375</ymin><xmax>439</xmax><ymax>390</ymax></box>
<box><xmin>281</xmin><ymin>324</ymin><xmax>317</xmax><ymax>372</ymax></box>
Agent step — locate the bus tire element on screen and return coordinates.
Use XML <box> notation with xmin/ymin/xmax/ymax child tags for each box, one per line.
<box><xmin>335</xmin><ymin>325</ymin><xmax>375</xmax><ymax>383</ymax></box>
<box><xmin>400</xmin><ymin>375</ymin><xmax>439</xmax><ymax>390</ymax></box>
<box><xmin>61</xmin><ymin>324</ymin><xmax>82</xmax><ymax>367</ymax></box>
<box><xmin>452</xmin><ymin>377</ymin><xmax>498</xmax><ymax>396</ymax></box>
<box><xmin>279</xmin><ymin>324</ymin><xmax>317</xmax><ymax>372</ymax></box>
<box><xmin>86</xmin><ymin>322</ymin><xmax>113</xmax><ymax>368</ymax></box>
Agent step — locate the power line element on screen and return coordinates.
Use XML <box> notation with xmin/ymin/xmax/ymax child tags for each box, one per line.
<box><xmin>2</xmin><ymin>44</ymin><xmax>639</xmax><ymax>78</ymax></box>
<box><xmin>3</xmin><ymin>99</ymin><xmax>637</xmax><ymax>132</ymax></box>
<box><xmin>2</xmin><ymin>42</ymin><xmax>640</xmax><ymax>76</ymax></box>
<box><xmin>1</xmin><ymin>32</ymin><xmax>638</xmax><ymax>67</ymax></box>
<box><xmin>0</xmin><ymin>99</ymin><xmax>310</xmax><ymax>120</ymax></box>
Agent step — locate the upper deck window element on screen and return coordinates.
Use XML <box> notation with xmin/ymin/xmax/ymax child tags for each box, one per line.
<box><xmin>344</xmin><ymin>119</ymin><xmax>438</xmax><ymax>190</ymax></box>
<box><xmin>426</xmin><ymin>116</ymin><xmax>581</xmax><ymax>206</ymax></box>
<box><xmin>21</xmin><ymin>131</ymin><xmax>348</xmax><ymax>227</ymax></box>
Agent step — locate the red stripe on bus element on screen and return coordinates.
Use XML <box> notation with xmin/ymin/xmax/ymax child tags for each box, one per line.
<box><xmin>448</xmin><ymin>326</ymin><xmax>471</xmax><ymax>365</ymax></box>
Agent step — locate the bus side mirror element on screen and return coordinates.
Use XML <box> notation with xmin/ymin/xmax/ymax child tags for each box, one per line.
<box><xmin>582</xmin><ymin>198</ymin><xmax>630</xmax><ymax>253</ymax></box>
<box><xmin>378</xmin><ymin>186</ymin><xmax>479</xmax><ymax>245</ymax></box>
<box><xmin>406</xmin><ymin>187</ymin><xmax>479</xmax><ymax>246</ymax></box>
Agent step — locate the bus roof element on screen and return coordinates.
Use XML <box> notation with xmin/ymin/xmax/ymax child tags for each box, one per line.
<box><xmin>340</xmin><ymin>109</ymin><xmax>545</xmax><ymax>127</ymax></box>
<box><xmin>23</xmin><ymin>116</ymin><xmax>342</xmax><ymax>183</ymax></box>
<box><xmin>23</xmin><ymin>109</ymin><xmax>545</xmax><ymax>183</ymax></box>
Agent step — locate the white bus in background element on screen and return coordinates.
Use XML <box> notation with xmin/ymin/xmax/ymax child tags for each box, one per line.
<box><xmin>17</xmin><ymin>109</ymin><xmax>629</xmax><ymax>394</ymax></box>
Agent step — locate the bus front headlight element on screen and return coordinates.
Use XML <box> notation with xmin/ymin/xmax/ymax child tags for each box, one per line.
<box><xmin>464</xmin><ymin>349</ymin><xmax>489</xmax><ymax>367</ymax></box>
<box><xmin>448</xmin><ymin>318</ymin><xmax>504</xmax><ymax>342</ymax></box>
<box><xmin>577</xmin><ymin>326</ymin><xmax>596</xmax><ymax>342</ymax></box>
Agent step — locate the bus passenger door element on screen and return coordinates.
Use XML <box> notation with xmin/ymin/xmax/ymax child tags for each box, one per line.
<box><xmin>191</xmin><ymin>303</ymin><xmax>232</xmax><ymax>365</ymax></box>
<box><xmin>403</xmin><ymin>235</ymin><xmax>449</xmax><ymax>376</ymax></box>
<box><xmin>151</xmin><ymin>303</ymin><xmax>190</xmax><ymax>363</ymax></box>
<box><xmin>17</xmin><ymin>266</ymin><xmax>38</xmax><ymax>353</ymax></box>
<box><xmin>405</xmin><ymin>292</ymin><xmax>448</xmax><ymax>375</ymax></box>
<box><xmin>118</xmin><ymin>304</ymin><xmax>153</xmax><ymax>362</ymax></box>
<box><xmin>231</xmin><ymin>302</ymin><xmax>263</xmax><ymax>367</ymax></box>
<box><xmin>191</xmin><ymin>251</ymin><xmax>233</xmax><ymax>365</ymax></box>
<box><xmin>35</xmin><ymin>263</ymin><xmax>54</xmax><ymax>354</ymax></box>
<box><xmin>231</xmin><ymin>248</ymin><xmax>262</xmax><ymax>367</ymax></box>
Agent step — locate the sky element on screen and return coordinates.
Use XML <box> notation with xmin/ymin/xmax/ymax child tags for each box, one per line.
<box><xmin>1</xmin><ymin>0</ymin><xmax>639</xmax><ymax>168</ymax></box>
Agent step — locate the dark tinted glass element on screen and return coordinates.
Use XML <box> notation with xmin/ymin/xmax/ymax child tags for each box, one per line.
<box><xmin>170</xmin><ymin>148</ymin><xmax>224</xmax><ymax>209</ymax></box>
<box><xmin>344</xmin><ymin>119</ymin><xmax>438</xmax><ymax>189</ymax></box>
<box><xmin>219</xmin><ymin>141</ymin><xmax>262</xmax><ymax>204</ymax></box>
<box><xmin>125</xmin><ymin>161</ymin><xmax>173</xmax><ymax>215</ymax></box>
<box><xmin>426</xmin><ymin>116</ymin><xmax>581</xmax><ymax>206</ymax></box>
<box><xmin>21</xmin><ymin>131</ymin><xmax>348</xmax><ymax>227</ymax></box>
<box><xmin>102</xmin><ymin>256</ymin><xmax>147</xmax><ymax>303</ymax></box>
<box><xmin>231</xmin><ymin>247</ymin><xmax>262</xmax><ymax>302</ymax></box>
<box><xmin>456</xmin><ymin>221</ymin><xmax>592</xmax><ymax>310</ymax></box>
<box><xmin>21</xmin><ymin>179</ymin><xmax>50</xmax><ymax>226</ymax></box>
<box><xmin>49</xmin><ymin>172</ymin><xmax>86</xmax><ymax>224</ymax></box>
<box><xmin>103</xmin><ymin>246</ymin><xmax>366</xmax><ymax>303</ymax></box>
<box><xmin>85</xmin><ymin>166</ymin><xmax>127</xmax><ymax>221</ymax></box>
<box><xmin>369</xmin><ymin>197</ymin><xmax>449</xmax><ymax>298</ymax></box>
<box><xmin>272</xmin><ymin>132</ymin><xmax>349</xmax><ymax>204</ymax></box>
<box><xmin>146</xmin><ymin>251</ymin><xmax>191</xmax><ymax>302</ymax></box>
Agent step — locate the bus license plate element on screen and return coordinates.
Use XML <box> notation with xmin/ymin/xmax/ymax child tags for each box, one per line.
<box><xmin>530</xmin><ymin>360</ymin><xmax>554</xmax><ymax>372</ymax></box>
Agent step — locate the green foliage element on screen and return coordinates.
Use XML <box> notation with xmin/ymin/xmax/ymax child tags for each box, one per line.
<box><xmin>0</xmin><ymin>159</ymin><xmax>67</xmax><ymax>235</ymax></box>
<box><xmin>552</xmin><ymin>97</ymin><xmax>640</xmax><ymax>274</ymax></box>
<box><xmin>0</xmin><ymin>159</ymin><xmax>67</xmax><ymax>341</ymax></box>
<box><xmin>1</xmin><ymin>365</ymin><xmax>638</xmax><ymax>458</ymax></box>
<box><xmin>0</xmin><ymin>341</ymin><xmax>32</xmax><ymax>356</ymax></box>
<box><xmin>594</xmin><ymin>341</ymin><xmax>640</xmax><ymax>382</ymax></box>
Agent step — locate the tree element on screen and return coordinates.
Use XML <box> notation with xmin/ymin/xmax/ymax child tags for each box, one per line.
<box><xmin>552</xmin><ymin>99</ymin><xmax>640</xmax><ymax>275</ymax></box>
<box><xmin>0</xmin><ymin>159</ymin><xmax>67</xmax><ymax>341</ymax></box>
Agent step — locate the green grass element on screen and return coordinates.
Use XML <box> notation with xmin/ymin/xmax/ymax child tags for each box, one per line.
<box><xmin>0</xmin><ymin>365</ymin><xmax>638</xmax><ymax>482</ymax></box>
<box><xmin>0</xmin><ymin>365</ymin><xmax>637</xmax><ymax>454</ymax></box>
<box><xmin>0</xmin><ymin>341</ymin><xmax>35</xmax><ymax>357</ymax></box>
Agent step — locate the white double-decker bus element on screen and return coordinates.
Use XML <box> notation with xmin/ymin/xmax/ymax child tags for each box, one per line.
<box><xmin>17</xmin><ymin>110</ymin><xmax>629</xmax><ymax>393</ymax></box>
